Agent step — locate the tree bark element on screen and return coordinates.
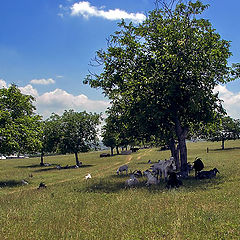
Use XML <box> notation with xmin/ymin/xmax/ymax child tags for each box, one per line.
<box><xmin>74</xmin><ymin>152</ymin><xmax>80</xmax><ymax>166</ymax></box>
<box><xmin>40</xmin><ymin>151</ymin><xmax>44</xmax><ymax>166</ymax></box>
<box><xmin>116</xmin><ymin>146</ymin><xmax>120</xmax><ymax>155</ymax></box>
<box><xmin>111</xmin><ymin>146</ymin><xmax>114</xmax><ymax>156</ymax></box>
<box><xmin>169</xmin><ymin>137</ymin><xmax>180</xmax><ymax>170</ymax></box>
<box><xmin>174</xmin><ymin>117</ymin><xmax>188</xmax><ymax>170</ymax></box>
<box><xmin>221</xmin><ymin>139</ymin><xmax>225</xmax><ymax>150</ymax></box>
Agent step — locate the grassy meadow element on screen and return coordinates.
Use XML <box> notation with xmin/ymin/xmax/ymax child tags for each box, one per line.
<box><xmin>0</xmin><ymin>140</ymin><xmax>240</xmax><ymax>240</ymax></box>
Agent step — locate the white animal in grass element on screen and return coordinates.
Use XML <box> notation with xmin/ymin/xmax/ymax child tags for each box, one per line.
<box><xmin>21</xmin><ymin>179</ymin><xmax>29</xmax><ymax>185</ymax></box>
<box><xmin>85</xmin><ymin>173</ymin><xmax>92</xmax><ymax>180</ymax></box>
<box><xmin>125</xmin><ymin>174</ymin><xmax>139</xmax><ymax>187</ymax></box>
<box><xmin>116</xmin><ymin>165</ymin><xmax>128</xmax><ymax>175</ymax></box>
<box><xmin>143</xmin><ymin>170</ymin><xmax>159</xmax><ymax>186</ymax></box>
<box><xmin>151</xmin><ymin>157</ymin><xmax>176</xmax><ymax>181</ymax></box>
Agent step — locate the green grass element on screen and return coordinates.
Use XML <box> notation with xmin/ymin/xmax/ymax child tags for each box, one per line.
<box><xmin>0</xmin><ymin>140</ymin><xmax>240</xmax><ymax>239</ymax></box>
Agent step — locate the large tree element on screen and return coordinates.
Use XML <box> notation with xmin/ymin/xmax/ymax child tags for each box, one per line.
<box><xmin>85</xmin><ymin>0</ymin><xmax>239</xmax><ymax>169</ymax></box>
<box><xmin>58</xmin><ymin>110</ymin><xmax>101</xmax><ymax>166</ymax></box>
<box><xmin>0</xmin><ymin>84</ymin><xmax>42</xmax><ymax>155</ymax></box>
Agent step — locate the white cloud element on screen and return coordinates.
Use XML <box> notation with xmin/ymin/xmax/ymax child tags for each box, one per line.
<box><xmin>18</xmin><ymin>85</ymin><xmax>110</xmax><ymax>119</ymax></box>
<box><xmin>214</xmin><ymin>85</ymin><xmax>240</xmax><ymax>119</ymax></box>
<box><xmin>19</xmin><ymin>84</ymin><xmax>39</xmax><ymax>98</ymax></box>
<box><xmin>30</xmin><ymin>78</ymin><xmax>55</xmax><ymax>85</ymax></box>
<box><xmin>70</xmin><ymin>1</ymin><xmax>146</xmax><ymax>23</ymax></box>
<box><xmin>1</xmin><ymin>81</ymin><xmax>110</xmax><ymax>119</ymax></box>
<box><xmin>0</xmin><ymin>79</ymin><xmax>7</xmax><ymax>88</ymax></box>
<box><xmin>56</xmin><ymin>75</ymin><xmax>64</xmax><ymax>78</ymax></box>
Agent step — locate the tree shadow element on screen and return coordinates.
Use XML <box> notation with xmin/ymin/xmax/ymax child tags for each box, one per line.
<box><xmin>0</xmin><ymin>180</ymin><xmax>23</xmax><ymax>188</ymax></box>
<box><xmin>17</xmin><ymin>163</ymin><xmax>59</xmax><ymax>169</ymax></box>
<box><xmin>211</xmin><ymin>147</ymin><xmax>240</xmax><ymax>151</ymax></box>
<box><xmin>181</xmin><ymin>175</ymin><xmax>224</xmax><ymax>191</ymax></box>
<box><xmin>73</xmin><ymin>173</ymin><xmax>223</xmax><ymax>194</ymax></box>
<box><xmin>33</xmin><ymin>164</ymin><xmax>95</xmax><ymax>172</ymax></box>
<box><xmin>136</xmin><ymin>161</ymin><xmax>157</xmax><ymax>165</ymax></box>
<box><xmin>111</xmin><ymin>174</ymin><xmax>130</xmax><ymax>179</ymax></box>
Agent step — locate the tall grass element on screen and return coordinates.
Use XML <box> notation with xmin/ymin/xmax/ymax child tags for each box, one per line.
<box><xmin>0</xmin><ymin>140</ymin><xmax>239</xmax><ymax>239</ymax></box>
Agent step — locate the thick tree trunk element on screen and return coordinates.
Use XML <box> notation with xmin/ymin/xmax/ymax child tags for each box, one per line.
<box><xmin>74</xmin><ymin>152</ymin><xmax>80</xmax><ymax>166</ymax></box>
<box><xmin>111</xmin><ymin>146</ymin><xmax>114</xmax><ymax>156</ymax></box>
<box><xmin>221</xmin><ymin>139</ymin><xmax>225</xmax><ymax>150</ymax></box>
<box><xmin>175</xmin><ymin>117</ymin><xmax>188</xmax><ymax>171</ymax></box>
<box><xmin>169</xmin><ymin>138</ymin><xmax>180</xmax><ymax>170</ymax></box>
<box><xmin>40</xmin><ymin>151</ymin><xmax>44</xmax><ymax>166</ymax></box>
<box><xmin>116</xmin><ymin>146</ymin><xmax>120</xmax><ymax>155</ymax></box>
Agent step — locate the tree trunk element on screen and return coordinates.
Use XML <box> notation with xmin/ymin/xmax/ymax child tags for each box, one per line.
<box><xmin>116</xmin><ymin>146</ymin><xmax>120</xmax><ymax>155</ymax></box>
<box><xmin>169</xmin><ymin>138</ymin><xmax>180</xmax><ymax>170</ymax></box>
<box><xmin>74</xmin><ymin>152</ymin><xmax>80</xmax><ymax>166</ymax></box>
<box><xmin>111</xmin><ymin>146</ymin><xmax>114</xmax><ymax>156</ymax></box>
<box><xmin>175</xmin><ymin>117</ymin><xmax>188</xmax><ymax>170</ymax></box>
<box><xmin>221</xmin><ymin>139</ymin><xmax>225</xmax><ymax>150</ymax></box>
<box><xmin>40</xmin><ymin>151</ymin><xmax>44</xmax><ymax>166</ymax></box>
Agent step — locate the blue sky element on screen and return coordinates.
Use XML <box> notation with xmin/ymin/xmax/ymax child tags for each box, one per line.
<box><xmin>0</xmin><ymin>0</ymin><xmax>240</xmax><ymax>119</ymax></box>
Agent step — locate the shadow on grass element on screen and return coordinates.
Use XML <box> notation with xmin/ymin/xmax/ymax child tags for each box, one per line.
<box><xmin>73</xmin><ymin>174</ymin><xmax>223</xmax><ymax>194</ymax></box>
<box><xmin>17</xmin><ymin>163</ymin><xmax>59</xmax><ymax>169</ymax></box>
<box><xmin>34</xmin><ymin>164</ymin><xmax>95</xmax><ymax>172</ymax></box>
<box><xmin>181</xmin><ymin>175</ymin><xmax>224</xmax><ymax>191</ymax></box>
<box><xmin>136</xmin><ymin>161</ymin><xmax>158</xmax><ymax>165</ymax></box>
<box><xmin>0</xmin><ymin>180</ymin><xmax>22</xmax><ymax>188</ymax></box>
<box><xmin>211</xmin><ymin>147</ymin><xmax>240</xmax><ymax>151</ymax></box>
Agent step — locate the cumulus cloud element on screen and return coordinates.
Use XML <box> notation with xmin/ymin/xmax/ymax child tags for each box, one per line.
<box><xmin>19</xmin><ymin>84</ymin><xmax>39</xmax><ymax>98</ymax></box>
<box><xmin>214</xmin><ymin>85</ymin><xmax>240</xmax><ymax>119</ymax></box>
<box><xmin>30</xmin><ymin>78</ymin><xmax>55</xmax><ymax>85</ymax></box>
<box><xmin>18</xmin><ymin>85</ymin><xmax>110</xmax><ymax>119</ymax></box>
<box><xmin>0</xmin><ymin>79</ymin><xmax>7</xmax><ymax>88</ymax></box>
<box><xmin>70</xmin><ymin>1</ymin><xmax>146</xmax><ymax>23</ymax></box>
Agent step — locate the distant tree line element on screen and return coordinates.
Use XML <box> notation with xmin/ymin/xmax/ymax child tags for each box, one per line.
<box><xmin>1</xmin><ymin>1</ymin><xmax>240</xmax><ymax>170</ymax></box>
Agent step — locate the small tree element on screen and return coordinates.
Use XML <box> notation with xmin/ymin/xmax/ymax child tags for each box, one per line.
<box><xmin>102</xmin><ymin>127</ymin><xmax>116</xmax><ymax>156</ymax></box>
<box><xmin>58</xmin><ymin>110</ymin><xmax>101</xmax><ymax>166</ymax></box>
<box><xmin>40</xmin><ymin>113</ymin><xmax>61</xmax><ymax>165</ymax></box>
<box><xmin>0</xmin><ymin>84</ymin><xmax>42</xmax><ymax>156</ymax></box>
<box><xmin>208</xmin><ymin>116</ymin><xmax>240</xmax><ymax>150</ymax></box>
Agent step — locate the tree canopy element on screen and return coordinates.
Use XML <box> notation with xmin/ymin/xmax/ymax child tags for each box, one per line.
<box><xmin>205</xmin><ymin>116</ymin><xmax>240</xmax><ymax>150</ymax></box>
<box><xmin>58</xmin><ymin>110</ymin><xmax>101</xmax><ymax>166</ymax></box>
<box><xmin>85</xmin><ymin>0</ymin><xmax>239</xmax><ymax>169</ymax></box>
<box><xmin>0</xmin><ymin>84</ymin><xmax>42</xmax><ymax>155</ymax></box>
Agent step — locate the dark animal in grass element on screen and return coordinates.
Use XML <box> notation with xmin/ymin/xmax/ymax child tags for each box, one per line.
<box><xmin>38</xmin><ymin>182</ymin><xmax>47</xmax><ymax>189</ymax></box>
<box><xmin>166</xmin><ymin>172</ymin><xmax>183</xmax><ymax>189</ymax></box>
<box><xmin>148</xmin><ymin>160</ymin><xmax>152</xmax><ymax>164</ymax></box>
<box><xmin>193</xmin><ymin>157</ymin><xmax>204</xmax><ymax>177</ymax></box>
<box><xmin>100</xmin><ymin>153</ymin><xmax>110</xmax><ymax>157</ymax></box>
<box><xmin>176</xmin><ymin>162</ymin><xmax>193</xmax><ymax>179</ymax></box>
<box><xmin>133</xmin><ymin>170</ymin><xmax>143</xmax><ymax>178</ymax></box>
<box><xmin>196</xmin><ymin>168</ymin><xmax>220</xmax><ymax>179</ymax></box>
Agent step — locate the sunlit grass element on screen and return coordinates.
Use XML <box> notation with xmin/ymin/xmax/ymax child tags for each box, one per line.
<box><xmin>0</xmin><ymin>140</ymin><xmax>240</xmax><ymax>239</ymax></box>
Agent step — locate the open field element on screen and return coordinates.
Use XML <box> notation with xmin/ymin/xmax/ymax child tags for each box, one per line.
<box><xmin>0</xmin><ymin>140</ymin><xmax>240</xmax><ymax>240</ymax></box>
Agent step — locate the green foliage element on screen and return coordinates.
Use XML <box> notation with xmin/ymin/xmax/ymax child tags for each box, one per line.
<box><xmin>58</xmin><ymin>110</ymin><xmax>101</xmax><ymax>164</ymax></box>
<box><xmin>85</xmin><ymin>0</ymin><xmax>238</xmax><ymax>166</ymax></box>
<box><xmin>0</xmin><ymin>84</ymin><xmax>42</xmax><ymax>155</ymax></box>
<box><xmin>42</xmin><ymin>113</ymin><xmax>61</xmax><ymax>154</ymax></box>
